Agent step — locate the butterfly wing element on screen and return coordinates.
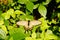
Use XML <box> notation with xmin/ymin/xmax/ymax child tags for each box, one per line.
<box><xmin>16</xmin><ymin>21</ymin><xmax>28</xmax><ymax>30</ymax></box>
<box><xmin>29</xmin><ymin>20</ymin><xmax>41</xmax><ymax>30</ymax></box>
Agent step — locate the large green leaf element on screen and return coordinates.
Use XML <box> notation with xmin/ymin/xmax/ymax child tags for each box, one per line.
<box><xmin>38</xmin><ymin>4</ymin><xmax>47</xmax><ymax>18</ymax></box>
<box><xmin>8</xmin><ymin>27</ymin><xmax>25</xmax><ymax>40</ymax></box>
<box><xmin>26</xmin><ymin>2</ymin><xmax>34</xmax><ymax>13</ymax></box>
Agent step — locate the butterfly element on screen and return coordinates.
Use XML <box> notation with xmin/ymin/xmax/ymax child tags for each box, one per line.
<box><xmin>16</xmin><ymin>20</ymin><xmax>41</xmax><ymax>30</ymax></box>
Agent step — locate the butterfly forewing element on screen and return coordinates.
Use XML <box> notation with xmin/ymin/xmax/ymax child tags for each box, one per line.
<box><xmin>29</xmin><ymin>20</ymin><xmax>41</xmax><ymax>30</ymax></box>
<box><xmin>16</xmin><ymin>21</ymin><xmax>28</xmax><ymax>30</ymax></box>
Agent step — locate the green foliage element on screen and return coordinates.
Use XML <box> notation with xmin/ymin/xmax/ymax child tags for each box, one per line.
<box><xmin>0</xmin><ymin>0</ymin><xmax>60</xmax><ymax>40</ymax></box>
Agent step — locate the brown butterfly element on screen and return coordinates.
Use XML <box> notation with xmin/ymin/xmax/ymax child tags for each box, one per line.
<box><xmin>16</xmin><ymin>20</ymin><xmax>41</xmax><ymax>30</ymax></box>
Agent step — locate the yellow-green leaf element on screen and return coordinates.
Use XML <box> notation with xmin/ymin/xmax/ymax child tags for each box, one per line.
<box><xmin>15</xmin><ymin>10</ymin><xmax>25</xmax><ymax>15</ymax></box>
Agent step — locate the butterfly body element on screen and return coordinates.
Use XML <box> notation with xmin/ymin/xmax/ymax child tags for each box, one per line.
<box><xmin>16</xmin><ymin>20</ymin><xmax>41</xmax><ymax>30</ymax></box>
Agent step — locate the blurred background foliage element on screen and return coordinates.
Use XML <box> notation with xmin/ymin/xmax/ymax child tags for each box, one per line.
<box><xmin>0</xmin><ymin>0</ymin><xmax>60</xmax><ymax>40</ymax></box>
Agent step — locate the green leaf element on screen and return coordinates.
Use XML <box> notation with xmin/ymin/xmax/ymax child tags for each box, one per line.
<box><xmin>25</xmin><ymin>37</ymin><xmax>33</xmax><ymax>40</ymax></box>
<box><xmin>0</xmin><ymin>15</ymin><xmax>4</xmax><ymax>20</ymax></box>
<box><xmin>14</xmin><ymin>5</ymin><xmax>21</xmax><ymax>10</ymax></box>
<box><xmin>26</xmin><ymin>10</ymin><xmax>31</xmax><ymax>15</ymax></box>
<box><xmin>38</xmin><ymin>4</ymin><xmax>47</xmax><ymax>18</ymax></box>
<box><xmin>18</xmin><ymin>0</ymin><xmax>28</xmax><ymax>4</ymax></box>
<box><xmin>32</xmin><ymin>32</ymin><xmax>36</xmax><ymax>38</ymax></box>
<box><xmin>8</xmin><ymin>0</ymin><xmax>13</xmax><ymax>5</ymax></box>
<box><xmin>15</xmin><ymin>10</ymin><xmax>25</xmax><ymax>15</ymax></box>
<box><xmin>44</xmin><ymin>30</ymin><xmax>58</xmax><ymax>40</ymax></box>
<box><xmin>7</xmin><ymin>8</ymin><xmax>15</xmax><ymax>19</ymax></box>
<box><xmin>11</xmin><ymin>13</ymin><xmax>16</xmax><ymax>19</ymax></box>
<box><xmin>2</xmin><ymin>13</ymin><xmax>10</xmax><ymax>20</ymax></box>
<box><xmin>39</xmin><ymin>17</ymin><xmax>49</xmax><ymax>30</ymax></box>
<box><xmin>9</xmin><ymin>37</ymin><xmax>13</xmax><ymax>40</ymax></box>
<box><xmin>20</xmin><ymin>15</ymin><xmax>26</xmax><ymax>20</ymax></box>
<box><xmin>11</xmin><ymin>2</ymin><xmax>16</xmax><ymax>6</ymax></box>
<box><xmin>10</xmin><ymin>19</ymin><xmax>15</xmax><ymax>23</ymax></box>
<box><xmin>26</xmin><ymin>15</ymin><xmax>34</xmax><ymax>20</ymax></box>
<box><xmin>30</xmin><ymin>0</ymin><xmax>38</xmax><ymax>2</ymax></box>
<box><xmin>56</xmin><ymin>0</ymin><xmax>60</xmax><ymax>3</ymax></box>
<box><xmin>0</xmin><ymin>11</ymin><xmax>2</xmax><ymax>15</ymax></box>
<box><xmin>0</xmin><ymin>25</ymin><xmax>8</xmax><ymax>34</ymax></box>
<box><xmin>9</xmin><ymin>28</ymin><xmax>25</xmax><ymax>40</ymax></box>
<box><xmin>33</xmin><ymin>4</ymin><xmax>39</xmax><ymax>9</ymax></box>
<box><xmin>0</xmin><ymin>29</ymin><xmax>6</xmax><ymax>39</ymax></box>
<box><xmin>42</xmin><ymin>0</ymin><xmax>51</xmax><ymax>5</ymax></box>
<box><xmin>7</xmin><ymin>9</ymin><xmax>14</xmax><ymax>15</ymax></box>
<box><xmin>58</xmin><ymin>5</ymin><xmax>60</xmax><ymax>8</ymax></box>
<box><xmin>58</xmin><ymin>13</ymin><xmax>60</xmax><ymax>20</ymax></box>
<box><xmin>26</xmin><ymin>2</ymin><xmax>34</xmax><ymax>13</ymax></box>
<box><xmin>0</xmin><ymin>20</ymin><xmax>4</xmax><ymax>25</ymax></box>
<box><xmin>4</xmin><ymin>20</ymin><xmax>9</xmax><ymax>26</ymax></box>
